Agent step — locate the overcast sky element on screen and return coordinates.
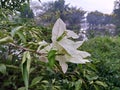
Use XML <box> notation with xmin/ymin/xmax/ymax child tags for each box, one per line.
<box><xmin>38</xmin><ymin>0</ymin><xmax>115</xmax><ymax>14</ymax></box>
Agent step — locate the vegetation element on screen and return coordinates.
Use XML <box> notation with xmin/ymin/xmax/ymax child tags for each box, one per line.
<box><xmin>114</xmin><ymin>0</ymin><xmax>120</xmax><ymax>34</ymax></box>
<box><xmin>36</xmin><ymin>0</ymin><xmax>85</xmax><ymax>31</ymax></box>
<box><xmin>87</xmin><ymin>11</ymin><xmax>113</xmax><ymax>30</ymax></box>
<box><xmin>80</xmin><ymin>36</ymin><xmax>120</xmax><ymax>90</ymax></box>
<box><xmin>0</xmin><ymin>0</ymin><xmax>120</xmax><ymax>90</ymax></box>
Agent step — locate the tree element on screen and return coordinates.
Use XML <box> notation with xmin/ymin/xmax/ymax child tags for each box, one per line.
<box><xmin>36</xmin><ymin>0</ymin><xmax>85</xmax><ymax>31</ymax></box>
<box><xmin>20</xmin><ymin>3</ymin><xmax>34</xmax><ymax>18</ymax></box>
<box><xmin>113</xmin><ymin>0</ymin><xmax>120</xmax><ymax>34</ymax></box>
<box><xmin>103</xmin><ymin>14</ymin><xmax>113</xmax><ymax>25</ymax></box>
<box><xmin>64</xmin><ymin>7</ymin><xmax>86</xmax><ymax>30</ymax></box>
<box><xmin>0</xmin><ymin>0</ymin><xmax>30</xmax><ymax>11</ymax></box>
<box><xmin>86</xmin><ymin>11</ymin><xmax>115</xmax><ymax>37</ymax></box>
<box><xmin>37</xmin><ymin>0</ymin><xmax>69</xmax><ymax>26</ymax></box>
<box><xmin>0</xmin><ymin>0</ymin><xmax>34</xmax><ymax>24</ymax></box>
<box><xmin>87</xmin><ymin>11</ymin><xmax>104</xmax><ymax>30</ymax></box>
<box><xmin>87</xmin><ymin>11</ymin><xmax>114</xmax><ymax>30</ymax></box>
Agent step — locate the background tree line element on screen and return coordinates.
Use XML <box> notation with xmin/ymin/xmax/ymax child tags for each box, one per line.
<box><xmin>31</xmin><ymin>0</ymin><xmax>120</xmax><ymax>36</ymax></box>
<box><xmin>1</xmin><ymin>0</ymin><xmax>120</xmax><ymax>36</ymax></box>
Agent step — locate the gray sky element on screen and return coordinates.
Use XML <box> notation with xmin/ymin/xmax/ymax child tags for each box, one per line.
<box><xmin>39</xmin><ymin>0</ymin><xmax>115</xmax><ymax>14</ymax></box>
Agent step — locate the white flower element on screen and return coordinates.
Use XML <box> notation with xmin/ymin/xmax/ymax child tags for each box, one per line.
<box><xmin>37</xmin><ymin>18</ymin><xmax>90</xmax><ymax>73</ymax></box>
<box><xmin>37</xmin><ymin>40</ymin><xmax>51</xmax><ymax>62</ymax></box>
<box><xmin>51</xmin><ymin>18</ymin><xmax>90</xmax><ymax>73</ymax></box>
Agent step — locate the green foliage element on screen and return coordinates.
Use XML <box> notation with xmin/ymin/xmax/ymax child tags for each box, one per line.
<box><xmin>113</xmin><ymin>0</ymin><xmax>120</xmax><ymax>35</ymax></box>
<box><xmin>87</xmin><ymin>11</ymin><xmax>103</xmax><ymax>27</ymax></box>
<box><xmin>21</xmin><ymin>51</ymin><xmax>31</xmax><ymax>90</ymax></box>
<box><xmin>0</xmin><ymin>36</ymin><xmax>13</xmax><ymax>45</ymax></box>
<box><xmin>0</xmin><ymin>0</ymin><xmax>29</xmax><ymax>11</ymax></box>
<box><xmin>87</xmin><ymin>11</ymin><xmax>114</xmax><ymax>30</ymax></box>
<box><xmin>0</xmin><ymin>8</ymin><xmax>107</xmax><ymax>90</ymax></box>
<box><xmin>20</xmin><ymin>3</ymin><xmax>34</xmax><ymax>18</ymax></box>
<box><xmin>38</xmin><ymin>0</ymin><xmax>85</xmax><ymax>30</ymax></box>
<box><xmin>48</xmin><ymin>50</ymin><xmax>57</xmax><ymax>68</ymax></box>
<box><xmin>1</xmin><ymin>2</ymin><xmax>120</xmax><ymax>90</ymax></box>
<box><xmin>80</xmin><ymin>36</ymin><xmax>120</xmax><ymax>90</ymax></box>
<box><xmin>0</xmin><ymin>8</ymin><xmax>52</xmax><ymax>89</ymax></box>
<box><xmin>0</xmin><ymin>64</ymin><xmax>6</xmax><ymax>74</ymax></box>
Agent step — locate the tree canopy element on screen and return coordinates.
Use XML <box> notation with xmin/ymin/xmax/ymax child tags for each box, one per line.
<box><xmin>36</xmin><ymin>0</ymin><xmax>85</xmax><ymax>31</ymax></box>
<box><xmin>113</xmin><ymin>0</ymin><xmax>120</xmax><ymax>34</ymax></box>
<box><xmin>0</xmin><ymin>0</ymin><xmax>30</xmax><ymax>11</ymax></box>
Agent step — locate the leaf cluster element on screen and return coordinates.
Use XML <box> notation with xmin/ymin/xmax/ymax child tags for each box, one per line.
<box><xmin>80</xmin><ymin>36</ymin><xmax>120</xmax><ymax>90</ymax></box>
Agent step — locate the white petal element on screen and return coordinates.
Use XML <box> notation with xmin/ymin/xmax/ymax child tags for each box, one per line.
<box><xmin>69</xmin><ymin>57</ymin><xmax>90</xmax><ymax>64</ymax></box>
<box><xmin>56</xmin><ymin>55</ymin><xmax>67</xmax><ymax>62</ymax></box>
<box><xmin>58</xmin><ymin>38</ymin><xmax>76</xmax><ymax>55</ymax></box>
<box><xmin>73</xmin><ymin>41</ymin><xmax>84</xmax><ymax>49</ymax></box>
<box><xmin>66</xmin><ymin>30</ymin><xmax>79</xmax><ymax>39</ymax></box>
<box><xmin>56</xmin><ymin>55</ymin><xmax>68</xmax><ymax>73</ymax></box>
<box><xmin>52</xmin><ymin>18</ymin><xmax>66</xmax><ymax>42</ymax></box>
<box><xmin>58</xmin><ymin>38</ymin><xmax>84</xmax><ymax>50</ymax></box>
<box><xmin>65</xmin><ymin>55</ymin><xmax>90</xmax><ymax>64</ymax></box>
<box><xmin>44</xmin><ymin>45</ymin><xmax>52</xmax><ymax>52</ymax></box>
<box><xmin>37</xmin><ymin>44</ymin><xmax>52</xmax><ymax>54</ymax></box>
<box><xmin>39</xmin><ymin>56</ymin><xmax>48</xmax><ymax>63</ymax></box>
<box><xmin>59</xmin><ymin>61</ymin><xmax>68</xmax><ymax>73</ymax></box>
<box><xmin>38</xmin><ymin>40</ymin><xmax>47</xmax><ymax>45</ymax></box>
<box><xmin>76</xmin><ymin>51</ymin><xmax>91</xmax><ymax>58</ymax></box>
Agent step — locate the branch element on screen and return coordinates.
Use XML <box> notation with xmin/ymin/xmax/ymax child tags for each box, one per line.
<box><xmin>9</xmin><ymin>43</ymin><xmax>44</xmax><ymax>55</ymax></box>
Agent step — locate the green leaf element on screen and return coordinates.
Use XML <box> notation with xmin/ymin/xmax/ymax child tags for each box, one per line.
<box><xmin>75</xmin><ymin>79</ymin><xmax>82</xmax><ymax>90</ymax></box>
<box><xmin>95</xmin><ymin>81</ymin><xmax>108</xmax><ymax>87</ymax></box>
<box><xmin>87</xmin><ymin>63</ymin><xmax>97</xmax><ymax>72</ymax></box>
<box><xmin>93</xmin><ymin>85</ymin><xmax>100</xmax><ymax>90</ymax></box>
<box><xmin>47</xmin><ymin>50</ymin><xmax>57</xmax><ymax>68</ymax></box>
<box><xmin>0</xmin><ymin>64</ymin><xmax>6</xmax><ymax>74</ymax></box>
<box><xmin>1</xmin><ymin>12</ymin><xmax>7</xmax><ymax>18</ymax></box>
<box><xmin>30</xmin><ymin>76</ymin><xmax>43</xmax><ymax>87</ymax></box>
<box><xmin>0</xmin><ymin>36</ymin><xmax>13</xmax><ymax>45</ymax></box>
<box><xmin>18</xmin><ymin>87</ymin><xmax>26</xmax><ymax>90</ymax></box>
<box><xmin>6</xmin><ymin>65</ymin><xmax>19</xmax><ymax>69</ymax></box>
<box><xmin>16</xmin><ymin>31</ymin><xmax>26</xmax><ymax>43</ymax></box>
<box><xmin>21</xmin><ymin>51</ymin><xmax>31</xmax><ymax>90</ymax></box>
<box><xmin>11</xmin><ymin>26</ymin><xmax>23</xmax><ymax>37</ymax></box>
<box><xmin>41</xmin><ymin>80</ymin><xmax>49</xmax><ymax>84</ymax></box>
<box><xmin>85</xmin><ymin>75</ymin><xmax>98</xmax><ymax>81</ymax></box>
<box><xmin>29</xmin><ymin>67</ymin><xmax>36</xmax><ymax>74</ymax></box>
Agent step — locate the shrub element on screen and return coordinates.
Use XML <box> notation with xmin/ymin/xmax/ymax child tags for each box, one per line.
<box><xmin>80</xmin><ymin>36</ymin><xmax>120</xmax><ymax>90</ymax></box>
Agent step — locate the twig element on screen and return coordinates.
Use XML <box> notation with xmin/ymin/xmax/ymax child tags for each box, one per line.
<box><xmin>9</xmin><ymin>43</ymin><xmax>44</xmax><ymax>55</ymax></box>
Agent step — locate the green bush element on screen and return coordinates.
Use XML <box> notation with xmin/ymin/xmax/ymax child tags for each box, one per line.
<box><xmin>80</xmin><ymin>36</ymin><xmax>120</xmax><ymax>90</ymax></box>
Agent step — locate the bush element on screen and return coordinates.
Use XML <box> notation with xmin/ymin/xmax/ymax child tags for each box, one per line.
<box><xmin>80</xmin><ymin>36</ymin><xmax>120</xmax><ymax>90</ymax></box>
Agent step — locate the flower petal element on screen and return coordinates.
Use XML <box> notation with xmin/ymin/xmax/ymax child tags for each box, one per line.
<box><xmin>39</xmin><ymin>56</ymin><xmax>48</xmax><ymax>63</ymax></box>
<box><xmin>76</xmin><ymin>51</ymin><xmax>91</xmax><ymax>58</ymax></box>
<box><xmin>37</xmin><ymin>41</ymin><xmax>52</xmax><ymax>54</ymax></box>
<box><xmin>38</xmin><ymin>40</ymin><xmax>47</xmax><ymax>46</ymax></box>
<box><xmin>58</xmin><ymin>38</ymin><xmax>76</xmax><ymax>55</ymax></box>
<box><xmin>56</xmin><ymin>55</ymin><xmax>68</xmax><ymax>73</ymax></box>
<box><xmin>66</xmin><ymin>55</ymin><xmax>90</xmax><ymax>64</ymax></box>
<box><xmin>52</xmin><ymin>18</ymin><xmax>66</xmax><ymax>42</ymax></box>
<box><xmin>69</xmin><ymin>57</ymin><xmax>90</xmax><ymax>64</ymax></box>
<box><xmin>73</xmin><ymin>41</ymin><xmax>84</xmax><ymax>49</ymax></box>
<box><xmin>59</xmin><ymin>61</ymin><xmax>68</xmax><ymax>73</ymax></box>
<box><xmin>66</xmin><ymin>30</ymin><xmax>79</xmax><ymax>39</ymax></box>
